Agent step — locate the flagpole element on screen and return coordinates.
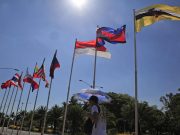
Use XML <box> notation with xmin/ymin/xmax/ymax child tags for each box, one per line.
<box><xmin>61</xmin><ymin>39</ymin><xmax>76</xmax><ymax>135</ymax></box>
<box><xmin>29</xmin><ymin>59</ymin><xmax>45</xmax><ymax>135</ymax></box>
<box><xmin>0</xmin><ymin>87</ymin><xmax>11</xmax><ymax>126</ymax></box>
<box><xmin>1</xmin><ymin>86</ymin><xmax>16</xmax><ymax>133</ymax></box>
<box><xmin>93</xmin><ymin>48</ymin><xmax>97</xmax><ymax>89</ymax></box>
<box><xmin>6</xmin><ymin>87</ymin><xmax>19</xmax><ymax>132</ymax></box>
<box><xmin>0</xmin><ymin>89</ymin><xmax>7</xmax><ymax>113</ymax></box>
<box><xmin>6</xmin><ymin>72</ymin><xmax>23</xmax><ymax>132</ymax></box>
<box><xmin>17</xmin><ymin>83</ymin><xmax>31</xmax><ymax>135</ymax></box>
<box><xmin>41</xmin><ymin>77</ymin><xmax>52</xmax><ymax>135</ymax></box>
<box><xmin>10</xmin><ymin>80</ymin><xmax>25</xmax><ymax>135</ymax></box>
<box><xmin>133</xmin><ymin>9</ymin><xmax>139</xmax><ymax>135</ymax></box>
<box><xmin>93</xmin><ymin>26</ymin><xmax>99</xmax><ymax>89</ymax></box>
<box><xmin>17</xmin><ymin>65</ymin><xmax>37</xmax><ymax>135</ymax></box>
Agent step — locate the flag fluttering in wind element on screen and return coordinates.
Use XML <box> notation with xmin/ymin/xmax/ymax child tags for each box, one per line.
<box><xmin>50</xmin><ymin>50</ymin><xmax>60</xmax><ymax>79</ymax></box>
<box><xmin>23</xmin><ymin>71</ymin><xmax>39</xmax><ymax>91</ymax></box>
<box><xmin>1</xmin><ymin>73</ymin><xmax>22</xmax><ymax>89</ymax></box>
<box><xmin>97</xmin><ymin>25</ymin><xmax>126</xmax><ymax>44</ymax></box>
<box><xmin>11</xmin><ymin>73</ymin><xmax>23</xmax><ymax>89</ymax></box>
<box><xmin>18</xmin><ymin>73</ymin><xmax>23</xmax><ymax>90</ymax></box>
<box><xmin>33</xmin><ymin>64</ymin><xmax>45</xmax><ymax>78</ymax></box>
<box><xmin>33</xmin><ymin>64</ymin><xmax>49</xmax><ymax>87</ymax></box>
<box><xmin>34</xmin><ymin>64</ymin><xmax>39</xmax><ymax>77</ymax></box>
<box><xmin>75</xmin><ymin>40</ymin><xmax>111</xmax><ymax>59</ymax></box>
<box><xmin>135</xmin><ymin>4</ymin><xmax>180</xmax><ymax>32</ymax></box>
<box><xmin>1</xmin><ymin>80</ymin><xmax>11</xmax><ymax>89</ymax></box>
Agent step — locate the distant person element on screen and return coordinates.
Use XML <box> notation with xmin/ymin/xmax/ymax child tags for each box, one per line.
<box><xmin>88</xmin><ymin>95</ymin><xmax>106</xmax><ymax>135</ymax></box>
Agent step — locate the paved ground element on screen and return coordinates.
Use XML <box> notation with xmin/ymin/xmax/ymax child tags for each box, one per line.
<box><xmin>0</xmin><ymin>127</ymin><xmax>58</xmax><ymax>135</ymax></box>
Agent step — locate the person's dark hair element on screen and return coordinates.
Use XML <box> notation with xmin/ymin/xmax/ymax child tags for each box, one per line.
<box><xmin>89</xmin><ymin>95</ymin><xmax>98</xmax><ymax>104</ymax></box>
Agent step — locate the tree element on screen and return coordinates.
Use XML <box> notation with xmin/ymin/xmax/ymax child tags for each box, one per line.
<box><xmin>160</xmin><ymin>90</ymin><xmax>180</xmax><ymax>135</ymax></box>
<box><xmin>47</xmin><ymin>104</ymin><xmax>63</xmax><ymax>133</ymax></box>
<box><xmin>106</xmin><ymin>92</ymin><xmax>135</xmax><ymax>132</ymax></box>
<box><xmin>66</xmin><ymin>97</ymin><xmax>85</xmax><ymax>135</ymax></box>
<box><xmin>34</xmin><ymin>106</ymin><xmax>46</xmax><ymax>131</ymax></box>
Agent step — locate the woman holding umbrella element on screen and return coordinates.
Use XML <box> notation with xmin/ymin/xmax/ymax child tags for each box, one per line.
<box><xmin>86</xmin><ymin>95</ymin><xmax>107</xmax><ymax>135</ymax></box>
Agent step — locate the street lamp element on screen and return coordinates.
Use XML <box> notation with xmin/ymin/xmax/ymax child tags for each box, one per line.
<box><xmin>0</xmin><ymin>67</ymin><xmax>19</xmax><ymax>71</ymax></box>
<box><xmin>79</xmin><ymin>80</ymin><xmax>103</xmax><ymax>89</ymax></box>
<box><xmin>79</xmin><ymin>80</ymin><xmax>92</xmax><ymax>88</ymax></box>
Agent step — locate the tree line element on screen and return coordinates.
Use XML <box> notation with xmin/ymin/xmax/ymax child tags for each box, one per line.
<box><xmin>0</xmin><ymin>89</ymin><xmax>179</xmax><ymax>135</ymax></box>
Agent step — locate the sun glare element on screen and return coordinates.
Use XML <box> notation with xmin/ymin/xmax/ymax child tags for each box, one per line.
<box><xmin>71</xmin><ymin>0</ymin><xmax>86</xmax><ymax>9</ymax></box>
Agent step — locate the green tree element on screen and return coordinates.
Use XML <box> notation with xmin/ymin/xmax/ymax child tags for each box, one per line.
<box><xmin>160</xmin><ymin>90</ymin><xmax>180</xmax><ymax>135</ymax></box>
<box><xmin>34</xmin><ymin>106</ymin><xmax>46</xmax><ymax>131</ymax></box>
<box><xmin>47</xmin><ymin>104</ymin><xmax>63</xmax><ymax>133</ymax></box>
<box><xmin>66</xmin><ymin>98</ymin><xmax>85</xmax><ymax>135</ymax></box>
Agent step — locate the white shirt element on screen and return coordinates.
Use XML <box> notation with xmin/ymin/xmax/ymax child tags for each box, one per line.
<box><xmin>91</xmin><ymin>105</ymin><xmax>99</xmax><ymax>114</ymax></box>
<box><xmin>91</xmin><ymin>105</ymin><xmax>107</xmax><ymax>135</ymax></box>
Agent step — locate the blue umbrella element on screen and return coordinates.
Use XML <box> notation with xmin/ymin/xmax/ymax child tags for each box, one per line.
<box><xmin>73</xmin><ymin>88</ymin><xmax>112</xmax><ymax>103</ymax></box>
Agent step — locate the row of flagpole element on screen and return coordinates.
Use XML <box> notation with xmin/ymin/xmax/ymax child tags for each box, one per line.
<box><xmin>2</xmin><ymin>86</ymin><xmax>17</xmax><ymax>133</ymax></box>
<box><xmin>29</xmin><ymin>61</ymin><xmax>44</xmax><ymax>135</ymax></box>
<box><xmin>10</xmin><ymin>81</ymin><xmax>25</xmax><ymax>135</ymax></box>
<box><xmin>0</xmin><ymin>50</ymin><xmax>60</xmax><ymax>135</ymax></box>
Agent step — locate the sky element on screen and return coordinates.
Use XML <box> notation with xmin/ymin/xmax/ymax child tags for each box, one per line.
<box><xmin>0</xmin><ymin>0</ymin><xmax>180</xmax><ymax>112</ymax></box>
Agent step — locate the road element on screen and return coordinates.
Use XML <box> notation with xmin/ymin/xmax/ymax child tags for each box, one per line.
<box><xmin>0</xmin><ymin>127</ymin><xmax>58</xmax><ymax>135</ymax></box>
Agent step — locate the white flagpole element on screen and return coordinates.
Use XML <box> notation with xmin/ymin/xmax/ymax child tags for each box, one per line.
<box><xmin>17</xmin><ymin>83</ymin><xmax>32</xmax><ymax>135</ymax></box>
<box><xmin>29</xmin><ymin>59</ymin><xmax>45</xmax><ymax>135</ymax></box>
<box><xmin>17</xmin><ymin>64</ymin><xmax>37</xmax><ymax>135</ymax></box>
<box><xmin>1</xmin><ymin>86</ymin><xmax>16</xmax><ymax>133</ymax></box>
<box><xmin>6</xmin><ymin>72</ymin><xmax>23</xmax><ymax>132</ymax></box>
<box><xmin>0</xmin><ymin>87</ymin><xmax>11</xmax><ymax>124</ymax></box>
<box><xmin>61</xmin><ymin>39</ymin><xmax>76</xmax><ymax>135</ymax></box>
<box><xmin>0</xmin><ymin>88</ymin><xmax>8</xmax><ymax>112</ymax></box>
<box><xmin>41</xmin><ymin>77</ymin><xmax>52</xmax><ymax>135</ymax></box>
<box><xmin>92</xmin><ymin>26</ymin><xmax>99</xmax><ymax>88</ymax></box>
<box><xmin>133</xmin><ymin>9</ymin><xmax>139</xmax><ymax>135</ymax></box>
<box><xmin>6</xmin><ymin>87</ymin><xmax>18</xmax><ymax>132</ymax></box>
<box><xmin>10</xmin><ymin>80</ymin><xmax>26</xmax><ymax>135</ymax></box>
<box><xmin>93</xmin><ymin>48</ymin><xmax>97</xmax><ymax>89</ymax></box>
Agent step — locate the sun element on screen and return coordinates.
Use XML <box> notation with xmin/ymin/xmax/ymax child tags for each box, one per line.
<box><xmin>71</xmin><ymin>0</ymin><xmax>87</xmax><ymax>9</ymax></box>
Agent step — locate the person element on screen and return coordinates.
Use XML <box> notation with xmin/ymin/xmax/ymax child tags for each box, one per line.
<box><xmin>83</xmin><ymin>102</ymin><xmax>94</xmax><ymax>135</ymax></box>
<box><xmin>88</xmin><ymin>95</ymin><xmax>107</xmax><ymax>135</ymax></box>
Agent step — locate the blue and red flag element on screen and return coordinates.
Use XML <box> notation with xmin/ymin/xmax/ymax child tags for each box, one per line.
<box><xmin>11</xmin><ymin>73</ymin><xmax>23</xmax><ymax>90</ymax></box>
<box><xmin>23</xmin><ymin>70</ymin><xmax>39</xmax><ymax>91</ymax></box>
<box><xmin>50</xmin><ymin>50</ymin><xmax>60</xmax><ymax>79</ymax></box>
<box><xmin>97</xmin><ymin>38</ymin><xmax>105</xmax><ymax>46</ymax></box>
<box><xmin>97</xmin><ymin>25</ymin><xmax>126</xmax><ymax>44</ymax></box>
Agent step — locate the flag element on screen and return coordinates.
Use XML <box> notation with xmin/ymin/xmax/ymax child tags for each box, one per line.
<box><xmin>11</xmin><ymin>73</ymin><xmax>22</xmax><ymax>89</ymax></box>
<box><xmin>33</xmin><ymin>64</ymin><xmax>39</xmax><ymax>77</ymax></box>
<box><xmin>10</xmin><ymin>73</ymin><xmax>20</xmax><ymax>86</ymax></box>
<box><xmin>50</xmin><ymin>50</ymin><xmax>60</xmax><ymax>79</ymax></box>
<box><xmin>1</xmin><ymin>80</ymin><xmax>11</xmax><ymax>89</ymax></box>
<box><xmin>135</xmin><ymin>4</ymin><xmax>180</xmax><ymax>32</ymax></box>
<box><xmin>18</xmin><ymin>74</ymin><xmax>23</xmax><ymax>90</ymax></box>
<box><xmin>96</xmin><ymin>38</ymin><xmax>105</xmax><ymax>46</ymax></box>
<box><xmin>33</xmin><ymin>64</ymin><xmax>45</xmax><ymax>79</ymax></box>
<box><xmin>23</xmin><ymin>71</ymin><xmax>39</xmax><ymax>91</ymax></box>
<box><xmin>33</xmin><ymin>64</ymin><xmax>49</xmax><ymax>87</ymax></box>
<box><xmin>75</xmin><ymin>40</ymin><xmax>111</xmax><ymax>59</ymax></box>
<box><xmin>97</xmin><ymin>25</ymin><xmax>126</xmax><ymax>44</ymax></box>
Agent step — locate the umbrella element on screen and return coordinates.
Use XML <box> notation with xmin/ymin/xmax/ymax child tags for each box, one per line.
<box><xmin>73</xmin><ymin>88</ymin><xmax>112</xmax><ymax>103</ymax></box>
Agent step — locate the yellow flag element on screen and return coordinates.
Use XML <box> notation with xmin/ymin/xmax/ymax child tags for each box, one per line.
<box><xmin>135</xmin><ymin>4</ymin><xmax>180</xmax><ymax>32</ymax></box>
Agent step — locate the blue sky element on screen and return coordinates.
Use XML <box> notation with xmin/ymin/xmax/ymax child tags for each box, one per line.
<box><xmin>0</xmin><ymin>0</ymin><xmax>180</xmax><ymax>112</ymax></box>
